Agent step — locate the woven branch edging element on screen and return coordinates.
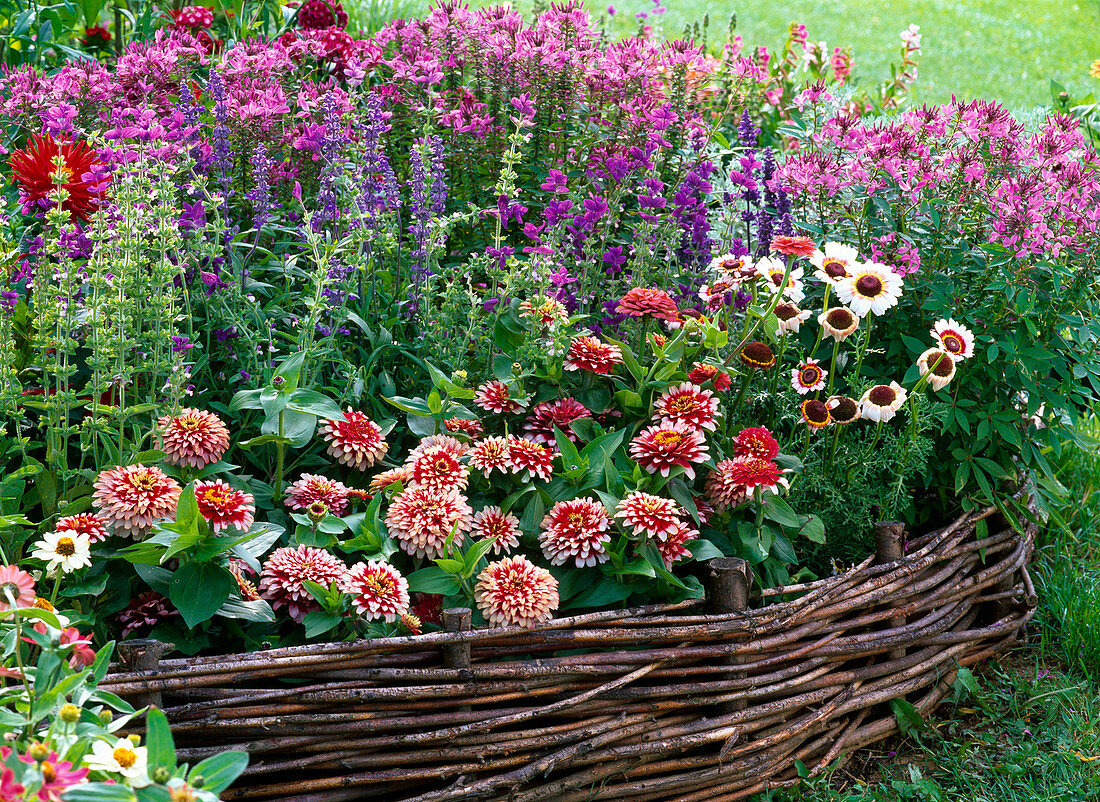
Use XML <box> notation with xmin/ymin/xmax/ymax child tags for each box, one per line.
<box><xmin>103</xmin><ymin>503</ymin><xmax>1037</xmax><ymax>802</ymax></box>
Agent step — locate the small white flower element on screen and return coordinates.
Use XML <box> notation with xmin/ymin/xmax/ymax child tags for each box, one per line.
<box><xmin>84</xmin><ymin>738</ymin><xmax>150</xmax><ymax>787</ymax></box>
<box><xmin>30</xmin><ymin>530</ymin><xmax>91</xmax><ymax>574</ymax></box>
<box><xmin>809</xmin><ymin>242</ymin><xmax>860</xmax><ymax>284</ymax></box>
<box><xmin>756</xmin><ymin>256</ymin><xmax>805</xmax><ymax>304</ymax></box>
<box><xmin>931</xmin><ymin>318</ymin><xmax>975</xmax><ymax>361</ymax></box>
<box><xmin>917</xmin><ymin>347</ymin><xmax>957</xmax><ymax>391</ymax></box>
<box><xmin>835</xmin><ymin>262</ymin><xmax>903</xmax><ymax>317</ymax></box>
<box><xmin>861</xmin><ymin>382</ymin><xmax>908</xmax><ymax>423</ymax></box>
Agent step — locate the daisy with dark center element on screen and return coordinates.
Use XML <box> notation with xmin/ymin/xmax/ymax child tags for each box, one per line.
<box><xmin>468</xmin><ymin>436</ymin><xmax>510</xmax><ymax>476</ymax></box>
<box><xmin>473</xmin><ymin>380</ymin><xmax>527</xmax><ymax>415</ymax></box>
<box><xmin>523</xmin><ymin>398</ymin><xmax>592</xmax><ymax>445</ymax></box>
<box><xmin>755</xmin><ymin>256</ymin><xmax>805</xmax><ymax>304</ymax></box>
<box><xmin>861</xmin><ymin>382</ymin><xmax>907</xmax><ymax>422</ymax></box>
<box><xmin>10</xmin><ymin>133</ymin><xmax>109</xmax><ymax>221</ymax></box>
<box><xmin>564</xmin><ymin>337</ymin><xmax>624</xmax><ymax>374</ymax></box>
<box><xmin>739</xmin><ymin>341</ymin><xmax>776</xmax><ymax>370</ymax></box>
<box><xmin>931</xmin><ymin>318</ymin><xmax>974</xmax><ymax>361</ymax></box>
<box><xmin>539</xmin><ymin>497</ymin><xmax>611</xmax><ymax>567</ymax></box>
<box><xmin>341</xmin><ymin>561</ymin><xmax>410</xmax><ymax>622</ymax></box>
<box><xmin>629</xmin><ymin>420</ymin><xmax>710</xmax><ymax>479</ymax></box>
<box><xmin>732</xmin><ymin>426</ymin><xmax>780</xmax><ymax>460</ymax></box>
<box><xmin>616</xmin><ymin>287</ymin><xmax>680</xmax><ymax>321</ymax></box>
<box><xmin>916</xmin><ymin>347</ymin><xmax>957</xmax><ymax>391</ymax></box>
<box><xmin>194</xmin><ymin>480</ymin><xmax>256</xmax><ymax>533</ymax></box>
<box><xmin>615</xmin><ymin>492</ymin><xmax>682</xmax><ymax>541</ymax></box>
<box><xmin>774</xmin><ymin>302</ymin><xmax>811</xmax><ymax>334</ymax></box>
<box><xmin>819</xmin><ymin>306</ymin><xmax>860</xmax><ymax>341</ymax></box>
<box><xmin>319</xmin><ymin>410</ymin><xmax>387</xmax><ymax>470</ymax></box>
<box><xmin>475</xmin><ymin>555</ymin><xmax>559</xmax><ymax>629</ymax></box>
<box><xmin>699</xmin><ymin>279</ymin><xmax>734</xmax><ymax>310</ymax></box>
<box><xmin>799</xmin><ymin>399</ymin><xmax>832</xmax><ymax>430</ymax></box>
<box><xmin>472</xmin><ymin>507</ymin><xmax>522</xmax><ymax>554</ymax></box>
<box><xmin>409</xmin><ymin>444</ymin><xmax>470</xmax><ymax>493</ymax></box>
<box><xmin>157</xmin><ymin>408</ymin><xmax>230</xmax><ymax>469</ymax></box>
<box><xmin>826</xmin><ymin>396</ymin><xmax>861</xmax><ymax>425</ymax></box>
<box><xmin>654</xmin><ymin>383</ymin><xmax>720</xmax><ymax>431</ymax></box>
<box><xmin>505</xmin><ymin>437</ymin><xmax>557</xmax><ymax>481</ymax></box>
<box><xmin>769</xmin><ymin>235</ymin><xmax>817</xmax><ymax>258</ymax></box>
<box><xmin>791</xmin><ymin>359</ymin><xmax>827</xmax><ymax>395</ymax></box>
<box><xmin>386</xmin><ymin>487</ymin><xmax>473</xmax><ymax>559</ymax></box>
<box><xmin>710</xmin><ymin>254</ymin><xmax>759</xmax><ymax>285</ymax></box>
<box><xmin>835</xmin><ymin>262</ymin><xmax>903</xmax><ymax>317</ymax></box>
<box><xmin>809</xmin><ymin>242</ymin><xmax>859</xmax><ymax>284</ymax></box>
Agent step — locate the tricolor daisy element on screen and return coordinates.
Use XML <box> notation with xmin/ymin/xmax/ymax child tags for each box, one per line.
<box><xmin>809</xmin><ymin>242</ymin><xmax>860</xmax><ymax>284</ymax></box>
<box><xmin>931</xmin><ymin>318</ymin><xmax>974</xmax><ymax>361</ymax></box>
<box><xmin>629</xmin><ymin>420</ymin><xmax>710</xmax><ymax>479</ymax></box>
<box><xmin>340</xmin><ymin>561</ymin><xmax>410</xmax><ymax>622</ymax></box>
<box><xmin>799</xmin><ymin>399</ymin><xmax>832</xmax><ymax>430</ymax></box>
<box><xmin>285</xmin><ymin>474</ymin><xmax>350</xmax><ymax>517</ymax></box>
<box><xmin>539</xmin><ymin>497</ymin><xmax>611</xmax><ymax>567</ymax></box>
<box><xmin>564</xmin><ymin>337</ymin><xmax>624</xmax><ymax>375</ymax></box>
<box><xmin>615</xmin><ymin>492</ymin><xmax>682</xmax><ymax>541</ymax></box>
<box><xmin>472</xmin><ymin>507</ymin><xmax>522</xmax><ymax>555</ymax></box>
<box><xmin>473</xmin><ymin>381</ymin><xmax>527</xmax><ymax>415</ymax></box>
<box><xmin>468</xmin><ymin>436</ymin><xmax>511</xmax><ymax>476</ymax></box>
<box><xmin>505</xmin><ymin>437</ymin><xmax>557</xmax><ymax>482</ymax></box>
<box><xmin>385</xmin><ymin>487</ymin><xmax>473</xmax><ymax>559</ymax></box>
<box><xmin>756</xmin><ymin>256</ymin><xmax>806</xmax><ymax>304</ymax></box>
<box><xmin>259</xmin><ymin>545</ymin><xmax>348</xmax><ymax>622</ymax></box>
<box><xmin>194</xmin><ymin>480</ymin><xmax>255</xmax><ymax>533</ymax></box>
<box><xmin>791</xmin><ymin>359</ymin><xmax>827</xmax><ymax>395</ymax></box>
<box><xmin>654</xmin><ymin>383</ymin><xmax>720</xmax><ymax>431</ymax></box>
<box><xmin>709</xmin><ymin>254</ymin><xmax>758</xmax><ymax>284</ymax></box>
<box><xmin>523</xmin><ymin>398</ymin><xmax>592</xmax><ymax>446</ymax></box>
<box><xmin>835</xmin><ymin>263</ymin><xmax>903</xmax><ymax>317</ymax></box>
<box><xmin>475</xmin><ymin>555</ymin><xmax>559</xmax><ymax>629</ymax></box>
<box><xmin>319</xmin><ymin>410</ymin><xmax>387</xmax><ymax>470</ymax></box>
<box><xmin>917</xmin><ymin>347</ymin><xmax>957</xmax><ymax>391</ymax></box>
<box><xmin>860</xmin><ymin>382</ymin><xmax>908</xmax><ymax>423</ymax></box>
<box><xmin>616</xmin><ymin>287</ymin><xmax>680</xmax><ymax>322</ymax></box>
<box><xmin>731</xmin><ymin>427</ymin><xmax>780</xmax><ymax>461</ymax></box>
<box><xmin>53</xmin><ymin>513</ymin><xmax>109</xmax><ymax>544</ymax></box>
<box><xmin>93</xmin><ymin>465</ymin><xmax>182</xmax><ymax>538</ymax></box>
<box><xmin>819</xmin><ymin>306</ymin><xmax>861</xmax><ymax>341</ymax></box>
<box><xmin>157</xmin><ymin>408</ymin><xmax>230</xmax><ymax>469</ymax></box>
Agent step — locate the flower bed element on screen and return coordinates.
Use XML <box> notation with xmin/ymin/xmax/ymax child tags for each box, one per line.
<box><xmin>102</xmin><ymin>502</ymin><xmax>1035</xmax><ymax>802</ymax></box>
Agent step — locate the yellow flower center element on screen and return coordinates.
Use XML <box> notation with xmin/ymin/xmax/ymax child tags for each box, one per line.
<box><xmin>113</xmin><ymin>747</ymin><xmax>138</xmax><ymax>769</ymax></box>
<box><xmin>199</xmin><ymin>487</ymin><xmax>230</xmax><ymax>506</ymax></box>
<box><xmin>132</xmin><ymin>474</ymin><xmax>158</xmax><ymax>491</ymax></box>
<box><xmin>652</xmin><ymin>430</ymin><xmax>682</xmax><ymax>448</ymax></box>
<box><xmin>42</xmin><ymin>762</ymin><xmax>56</xmax><ymax>783</ymax></box>
<box><xmin>668</xmin><ymin>396</ymin><xmax>695</xmax><ymax>414</ymax></box>
<box><xmin>55</xmin><ymin>537</ymin><xmax>76</xmax><ymax>556</ymax></box>
<box><xmin>178</xmin><ymin>417</ymin><xmax>202</xmax><ymax>432</ymax></box>
<box><xmin>363</xmin><ymin>573</ymin><xmax>394</xmax><ymax>595</ymax></box>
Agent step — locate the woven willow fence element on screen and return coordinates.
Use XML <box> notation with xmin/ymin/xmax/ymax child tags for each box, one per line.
<box><xmin>103</xmin><ymin>503</ymin><xmax>1036</xmax><ymax>801</ymax></box>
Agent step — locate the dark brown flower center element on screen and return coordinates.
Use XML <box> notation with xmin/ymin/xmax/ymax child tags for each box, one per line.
<box><xmin>929</xmin><ymin>350</ymin><xmax>954</xmax><ymax>377</ymax></box>
<box><xmin>801</xmin><ymin>400</ymin><xmax>830</xmax><ymax>425</ymax></box>
<box><xmin>800</xmin><ymin>367</ymin><xmax>821</xmax><ymax>386</ymax></box>
<box><xmin>868</xmin><ymin>385</ymin><xmax>897</xmax><ymax>406</ymax></box>
<box><xmin>826</xmin><ymin>308</ymin><xmax>855</xmax><ymax>328</ymax></box>
<box><xmin>823</xmin><ymin>258</ymin><xmax>847</xmax><ymax>278</ymax></box>
<box><xmin>774</xmin><ymin>303</ymin><xmax>798</xmax><ymax>321</ymax></box>
<box><xmin>741</xmin><ymin>341</ymin><xmax>776</xmax><ymax>368</ymax></box>
<box><xmin>829</xmin><ymin>397</ymin><xmax>859</xmax><ymax>423</ymax></box>
<box><xmin>855</xmin><ymin>275</ymin><xmax>883</xmax><ymax>297</ymax></box>
<box><xmin>942</xmin><ymin>334</ymin><xmax>964</xmax><ymax>354</ymax></box>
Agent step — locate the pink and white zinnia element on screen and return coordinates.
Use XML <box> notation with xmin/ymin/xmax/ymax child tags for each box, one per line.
<box><xmin>341</xmin><ymin>561</ymin><xmax>410</xmax><ymax>622</ymax></box>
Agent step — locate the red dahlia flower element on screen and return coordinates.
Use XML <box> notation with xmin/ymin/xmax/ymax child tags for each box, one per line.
<box><xmin>731</xmin><ymin>427</ymin><xmax>780</xmax><ymax>461</ymax></box>
<box><xmin>259</xmin><ymin>545</ymin><xmax>348</xmax><ymax>621</ymax></box>
<box><xmin>10</xmin><ymin>134</ymin><xmax>108</xmax><ymax>222</ymax></box>
<box><xmin>539</xmin><ymin>497</ymin><xmax>611</xmax><ymax>567</ymax></box>
<box><xmin>629</xmin><ymin>420</ymin><xmax>710</xmax><ymax>479</ymax></box>
<box><xmin>319</xmin><ymin>409</ymin><xmax>387</xmax><ymax>471</ymax></box>
<box><xmin>194</xmin><ymin>479</ymin><xmax>255</xmax><ymax>533</ymax></box>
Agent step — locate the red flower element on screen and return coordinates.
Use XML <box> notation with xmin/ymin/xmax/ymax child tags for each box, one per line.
<box><xmin>629</xmin><ymin>420</ymin><xmax>710</xmax><ymax>479</ymax></box>
<box><xmin>117</xmin><ymin>591</ymin><xmax>178</xmax><ymax>637</ymax></box>
<box><xmin>705</xmin><ymin>457</ymin><xmax>785</xmax><ymax>512</ymax></box>
<box><xmin>472</xmin><ymin>507</ymin><xmax>522</xmax><ymax>555</ymax></box>
<box><xmin>687</xmin><ymin>362</ymin><xmax>732</xmax><ymax>391</ymax></box>
<box><xmin>615</xmin><ymin>492</ymin><xmax>682</xmax><ymax>541</ymax></box>
<box><xmin>469</xmin><ymin>436</ymin><xmax>510</xmax><ymax>476</ymax></box>
<box><xmin>296</xmin><ymin>0</ymin><xmax>348</xmax><ymax>29</ymax></box>
<box><xmin>319</xmin><ymin>409</ymin><xmax>387</xmax><ymax>471</ymax></box>
<box><xmin>539</xmin><ymin>498</ymin><xmax>611</xmax><ymax>567</ymax></box>
<box><xmin>172</xmin><ymin>5</ymin><xmax>214</xmax><ymax>28</ymax></box>
<box><xmin>564</xmin><ymin>337</ymin><xmax>624</xmax><ymax>375</ymax></box>
<box><xmin>158</xmin><ymin>408</ymin><xmax>231</xmax><ymax>469</ymax></box>
<box><xmin>505</xmin><ymin>436</ymin><xmax>556</xmax><ymax>481</ymax></box>
<box><xmin>385</xmin><ymin>487</ymin><xmax>472</xmax><ymax>559</ymax></box>
<box><xmin>474</xmin><ymin>381</ymin><xmax>527</xmax><ymax>415</ymax></box>
<box><xmin>340</xmin><ymin>561</ymin><xmax>410</xmax><ymax>622</ymax></box>
<box><xmin>93</xmin><ymin>465</ymin><xmax>182</xmax><ymax>538</ymax></box>
<box><xmin>475</xmin><ymin>556</ymin><xmax>558</xmax><ymax>628</ymax></box>
<box><xmin>410</xmin><ymin>593</ymin><xmax>443</xmax><ymax>625</ymax></box>
<box><xmin>523</xmin><ymin>398</ymin><xmax>591</xmax><ymax>446</ymax></box>
<box><xmin>656</xmin><ymin>521</ymin><xmax>698</xmax><ymax>569</ymax></box>
<box><xmin>9</xmin><ymin>134</ymin><xmax>108</xmax><ymax>222</ymax></box>
<box><xmin>368</xmin><ymin>467</ymin><xmax>413</xmax><ymax>493</ymax></box>
<box><xmin>731</xmin><ymin>427</ymin><xmax>780</xmax><ymax>461</ymax></box>
<box><xmin>54</xmin><ymin>513</ymin><xmax>109</xmax><ymax>544</ymax></box>
<box><xmin>769</xmin><ymin>235</ymin><xmax>817</xmax><ymax>257</ymax></box>
<box><xmin>616</xmin><ymin>287</ymin><xmax>680</xmax><ymax>321</ymax></box>
<box><xmin>194</xmin><ymin>480</ymin><xmax>255</xmax><ymax>533</ymax></box>
<box><xmin>260</xmin><ymin>545</ymin><xmax>348</xmax><ymax>622</ymax></box>
<box><xmin>654</xmin><ymin>383</ymin><xmax>719</xmax><ymax>431</ymax></box>
<box><xmin>444</xmin><ymin>417</ymin><xmax>484</xmax><ymax>438</ymax></box>
<box><xmin>284</xmin><ymin>474</ymin><xmax>350</xmax><ymax>516</ymax></box>
<box><xmin>410</xmin><ymin>444</ymin><xmax>470</xmax><ymax>493</ymax></box>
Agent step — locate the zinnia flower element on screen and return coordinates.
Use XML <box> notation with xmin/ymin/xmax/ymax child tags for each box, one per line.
<box><xmin>93</xmin><ymin>465</ymin><xmax>182</xmax><ymax>538</ymax></box>
<box><xmin>615</xmin><ymin>492</ymin><xmax>682</xmax><ymax>541</ymax></box>
<box><xmin>656</xmin><ymin>521</ymin><xmax>698</xmax><ymax>569</ymax></box>
<box><xmin>769</xmin><ymin>235</ymin><xmax>817</xmax><ymax>257</ymax></box>
<box><xmin>505</xmin><ymin>436</ymin><xmax>557</xmax><ymax>481</ymax></box>
<box><xmin>9</xmin><ymin>133</ymin><xmax>108</xmax><ymax>222</ymax></box>
<box><xmin>523</xmin><ymin>398</ymin><xmax>591</xmax><ymax>445</ymax></box>
<box><xmin>826</xmin><ymin>395</ymin><xmax>861</xmax><ymax>425</ymax></box>
<box><xmin>629</xmin><ymin>420</ymin><xmax>710</xmax><ymax>479</ymax></box>
<box><xmin>539</xmin><ymin>498</ymin><xmax>611</xmax><ymax>567</ymax></box>
<box><xmin>775</xmin><ymin>302</ymin><xmax>811</xmax><ymax>334</ymax></box>
<box><xmin>386</xmin><ymin>487</ymin><xmax>472</xmax><ymax>559</ymax></box>
<box><xmin>475</xmin><ymin>555</ymin><xmax>559</xmax><ymax>628</ymax></box>
<box><xmin>917</xmin><ymin>347</ymin><xmax>957</xmax><ymax>391</ymax></box>
<box><xmin>157</xmin><ymin>408</ymin><xmax>230</xmax><ymax>469</ymax></box>
<box><xmin>260</xmin><ymin>545</ymin><xmax>348</xmax><ymax>621</ymax></box>
<box><xmin>444</xmin><ymin>417</ymin><xmax>484</xmax><ymax>438</ymax></box>
<box><xmin>931</xmin><ymin>318</ymin><xmax>974</xmax><ymax>361</ymax></box>
<box><xmin>118</xmin><ymin>591</ymin><xmax>178</xmax><ymax>637</ymax></box>
<box><xmin>861</xmin><ymin>382</ymin><xmax>908</xmax><ymax>422</ymax></box>
<box><xmin>819</xmin><ymin>307</ymin><xmax>860</xmax><ymax>341</ymax></box>
<box><xmin>319</xmin><ymin>409</ymin><xmax>387</xmax><ymax>470</ymax></box>
<box><xmin>30</xmin><ymin>530</ymin><xmax>92</xmax><ymax>574</ymax></box>
<box><xmin>800</xmin><ymin>399</ymin><xmax>832</xmax><ymax>429</ymax></box>
<box><xmin>687</xmin><ymin>362</ymin><xmax>731</xmax><ymax>390</ymax></box>
<box><xmin>809</xmin><ymin>242</ymin><xmax>859</xmax><ymax>284</ymax></box>
<box><xmin>474</xmin><ymin>380</ymin><xmax>527</xmax><ymax>414</ymax></box>
<box><xmin>472</xmin><ymin>507</ymin><xmax>522</xmax><ymax>554</ymax></box>
<box><xmin>705</xmin><ymin>457</ymin><xmax>785</xmax><ymax>511</ymax></box>
<box><xmin>740</xmin><ymin>341</ymin><xmax>776</xmax><ymax>370</ymax></box>
<box><xmin>17</xmin><ymin>751</ymin><xmax>88</xmax><ymax>797</ymax></box>
<box><xmin>368</xmin><ymin>466</ymin><xmax>413</xmax><ymax>493</ymax></box>
<box><xmin>791</xmin><ymin>359</ymin><xmax>827</xmax><ymax>395</ymax></box>
<box><xmin>564</xmin><ymin>337</ymin><xmax>624</xmax><ymax>374</ymax></box>
<box><xmin>0</xmin><ymin>566</ymin><xmax>35</xmax><ymax>611</ymax></box>
<box><xmin>468</xmin><ymin>436</ymin><xmax>511</xmax><ymax>476</ymax></box>
<box><xmin>194</xmin><ymin>480</ymin><xmax>255</xmax><ymax>532</ymax></box>
<box><xmin>654</xmin><ymin>383</ymin><xmax>719</xmax><ymax>431</ymax></box>
<box><xmin>731</xmin><ymin>427</ymin><xmax>780</xmax><ymax>461</ymax></box>
<box><xmin>409</xmin><ymin>445</ymin><xmax>470</xmax><ymax>493</ymax></box>
<box><xmin>53</xmin><ymin>513</ymin><xmax>109</xmax><ymax>544</ymax></box>
<box><xmin>341</xmin><ymin>561</ymin><xmax>410</xmax><ymax>622</ymax></box>
<box><xmin>835</xmin><ymin>263</ymin><xmax>903</xmax><ymax>316</ymax></box>
<box><xmin>284</xmin><ymin>474</ymin><xmax>350</xmax><ymax>516</ymax></box>
<box><xmin>408</xmin><ymin>434</ymin><xmax>468</xmax><ymax>459</ymax></box>
<box><xmin>616</xmin><ymin>287</ymin><xmax>679</xmax><ymax>321</ymax></box>
<box><xmin>519</xmin><ymin>297</ymin><xmax>568</xmax><ymax>327</ymax></box>
<box><xmin>84</xmin><ymin>739</ymin><xmax>149</xmax><ymax>787</ymax></box>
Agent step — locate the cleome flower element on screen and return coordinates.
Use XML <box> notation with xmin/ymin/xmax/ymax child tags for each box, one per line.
<box><xmin>564</xmin><ymin>336</ymin><xmax>624</xmax><ymax>374</ymax></box>
<box><xmin>473</xmin><ymin>380</ymin><xmax>527</xmax><ymax>415</ymax></box>
<box><xmin>157</xmin><ymin>408</ymin><xmax>231</xmax><ymax>469</ymax></box>
<box><xmin>539</xmin><ymin>497</ymin><xmax>611</xmax><ymax>567</ymax></box>
<box><xmin>284</xmin><ymin>474</ymin><xmax>350</xmax><ymax>517</ymax></box>
<box><xmin>260</xmin><ymin>545</ymin><xmax>348</xmax><ymax>622</ymax></box>
<box><xmin>475</xmin><ymin>555</ymin><xmax>559</xmax><ymax>629</ymax></box>
<box><xmin>93</xmin><ymin>465</ymin><xmax>182</xmax><ymax>538</ymax></box>
<box><xmin>472</xmin><ymin>506</ymin><xmax>522</xmax><ymax>555</ymax></box>
<box><xmin>194</xmin><ymin>479</ymin><xmax>256</xmax><ymax>533</ymax></box>
<box><xmin>615</xmin><ymin>492</ymin><xmax>682</xmax><ymax>541</ymax></box>
<box><xmin>835</xmin><ymin>262</ymin><xmax>903</xmax><ymax>317</ymax></box>
<box><xmin>385</xmin><ymin>487</ymin><xmax>472</xmax><ymax>559</ymax></box>
<box><xmin>319</xmin><ymin>409</ymin><xmax>388</xmax><ymax>471</ymax></box>
<box><xmin>340</xmin><ymin>561</ymin><xmax>410</xmax><ymax>622</ymax></box>
<box><xmin>629</xmin><ymin>420</ymin><xmax>710</xmax><ymax>479</ymax></box>
<box><xmin>861</xmin><ymin>382</ymin><xmax>908</xmax><ymax>422</ymax></box>
<box><xmin>654</xmin><ymin>383</ymin><xmax>720</xmax><ymax>431</ymax></box>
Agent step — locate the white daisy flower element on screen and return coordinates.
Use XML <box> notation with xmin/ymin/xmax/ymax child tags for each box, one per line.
<box><xmin>818</xmin><ymin>306</ymin><xmax>861</xmax><ymax>341</ymax></box>
<box><xmin>775</xmin><ymin>302</ymin><xmax>811</xmax><ymax>334</ymax></box>
<box><xmin>917</xmin><ymin>347</ymin><xmax>957</xmax><ymax>391</ymax></box>
<box><xmin>931</xmin><ymin>318</ymin><xmax>974</xmax><ymax>361</ymax></box>
<box><xmin>860</xmin><ymin>381</ymin><xmax>908</xmax><ymax>423</ymax></box>
<box><xmin>809</xmin><ymin>242</ymin><xmax>860</xmax><ymax>285</ymax></box>
<box><xmin>756</xmin><ymin>256</ymin><xmax>805</xmax><ymax>304</ymax></box>
<box><xmin>30</xmin><ymin>530</ymin><xmax>92</xmax><ymax>574</ymax></box>
<box><xmin>84</xmin><ymin>738</ymin><xmax>150</xmax><ymax>787</ymax></box>
<box><xmin>835</xmin><ymin>262</ymin><xmax>903</xmax><ymax>316</ymax></box>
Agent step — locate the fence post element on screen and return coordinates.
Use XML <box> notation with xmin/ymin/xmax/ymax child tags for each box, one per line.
<box><xmin>116</xmin><ymin>639</ymin><xmax>173</xmax><ymax>709</ymax></box>
<box><xmin>443</xmin><ymin>608</ymin><xmax>472</xmax><ymax>712</ymax></box>
<box><xmin>707</xmin><ymin>557</ymin><xmax>750</xmax><ymax>712</ymax></box>
<box><xmin>874</xmin><ymin>520</ymin><xmax>907</xmax><ymax>660</ymax></box>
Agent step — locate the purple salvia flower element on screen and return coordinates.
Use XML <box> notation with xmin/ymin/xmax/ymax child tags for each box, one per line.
<box><xmin>247</xmin><ymin>145</ymin><xmax>276</xmax><ymax>231</ymax></box>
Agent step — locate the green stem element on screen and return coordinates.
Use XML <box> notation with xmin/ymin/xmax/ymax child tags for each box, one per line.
<box><xmin>825</xmin><ymin>339</ymin><xmax>841</xmax><ymax>397</ymax></box>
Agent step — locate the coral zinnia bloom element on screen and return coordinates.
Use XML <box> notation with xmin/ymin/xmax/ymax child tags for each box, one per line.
<box><xmin>731</xmin><ymin>426</ymin><xmax>780</xmax><ymax>461</ymax></box>
<box><xmin>341</xmin><ymin>560</ymin><xmax>410</xmax><ymax>622</ymax></box>
<box><xmin>629</xmin><ymin>420</ymin><xmax>710</xmax><ymax>479</ymax></box>
<box><xmin>519</xmin><ymin>297</ymin><xmax>568</xmax><ymax>327</ymax></box>
<box><xmin>368</xmin><ymin>466</ymin><xmax>413</xmax><ymax>493</ymax></box>
<box><xmin>654</xmin><ymin>383</ymin><xmax>719</xmax><ymax>431</ymax></box>
<box><xmin>791</xmin><ymin>359</ymin><xmax>827</xmax><ymax>395</ymax></box>
<box><xmin>93</xmin><ymin>465</ymin><xmax>182</xmax><ymax>538</ymax></box>
<box><xmin>260</xmin><ymin>545</ymin><xmax>348</xmax><ymax>622</ymax></box>
<box><xmin>819</xmin><ymin>306</ymin><xmax>861</xmax><ymax>341</ymax></box>
<box><xmin>468</xmin><ymin>436</ymin><xmax>510</xmax><ymax>476</ymax></box>
<box><xmin>800</xmin><ymin>399</ymin><xmax>832</xmax><ymax>430</ymax></box>
<box><xmin>769</xmin><ymin>235</ymin><xmax>817</xmax><ymax>257</ymax></box>
<box><xmin>31</xmin><ymin>530</ymin><xmax>92</xmax><ymax>574</ymax></box>
<box><xmin>444</xmin><ymin>417</ymin><xmax>484</xmax><ymax>438</ymax></box>
<box><xmin>475</xmin><ymin>555</ymin><xmax>559</xmax><ymax>628</ymax></box>
<box><xmin>473</xmin><ymin>380</ymin><xmax>527</xmax><ymax>415</ymax></box>
<box><xmin>539</xmin><ymin>497</ymin><xmax>611</xmax><ymax>567</ymax></box>
<box><xmin>285</xmin><ymin>474</ymin><xmax>350</xmax><ymax>516</ymax></box>
<box><xmin>9</xmin><ymin>134</ymin><xmax>108</xmax><ymax>221</ymax></box>
<box><xmin>705</xmin><ymin>457</ymin><xmax>785</xmax><ymax>512</ymax></box>
<box><xmin>0</xmin><ymin>565</ymin><xmax>36</xmax><ymax>611</ymax></box>
<box><xmin>809</xmin><ymin>242</ymin><xmax>860</xmax><ymax>284</ymax></box>
<box><xmin>386</xmin><ymin>487</ymin><xmax>472</xmax><ymax>559</ymax></box>
<box><xmin>157</xmin><ymin>408</ymin><xmax>230</xmax><ymax>469</ymax></box>
<box><xmin>616</xmin><ymin>287</ymin><xmax>680</xmax><ymax>321</ymax></box>
<box><xmin>615</xmin><ymin>492</ymin><xmax>682</xmax><ymax>541</ymax></box>
<box><xmin>524</xmin><ymin>398</ymin><xmax>591</xmax><ymax>446</ymax></box>
<box><xmin>409</xmin><ymin>444</ymin><xmax>470</xmax><ymax>493</ymax></box>
<box><xmin>917</xmin><ymin>347</ymin><xmax>957</xmax><ymax>391</ymax></box>
<box><xmin>835</xmin><ymin>263</ymin><xmax>903</xmax><ymax>317</ymax></box>
<box><xmin>54</xmin><ymin>513</ymin><xmax>109</xmax><ymax>544</ymax></box>
<box><xmin>319</xmin><ymin>409</ymin><xmax>387</xmax><ymax>470</ymax></box>
<box><xmin>657</xmin><ymin>521</ymin><xmax>698</xmax><ymax>569</ymax></box>
<box><xmin>931</xmin><ymin>318</ymin><xmax>974</xmax><ymax>361</ymax></box>
<box><xmin>194</xmin><ymin>480</ymin><xmax>255</xmax><ymax>533</ymax></box>
<box><xmin>564</xmin><ymin>337</ymin><xmax>624</xmax><ymax>374</ymax></box>
<box><xmin>861</xmin><ymin>382</ymin><xmax>908</xmax><ymax>423</ymax></box>
<box><xmin>505</xmin><ymin>437</ymin><xmax>557</xmax><ymax>481</ymax></box>
<box><xmin>473</xmin><ymin>506</ymin><xmax>522</xmax><ymax>555</ymax></box>
<box><xmin>118</xmin><ymin>591</ymin><xmax>178</xmax><ymax>637</ymax></box>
